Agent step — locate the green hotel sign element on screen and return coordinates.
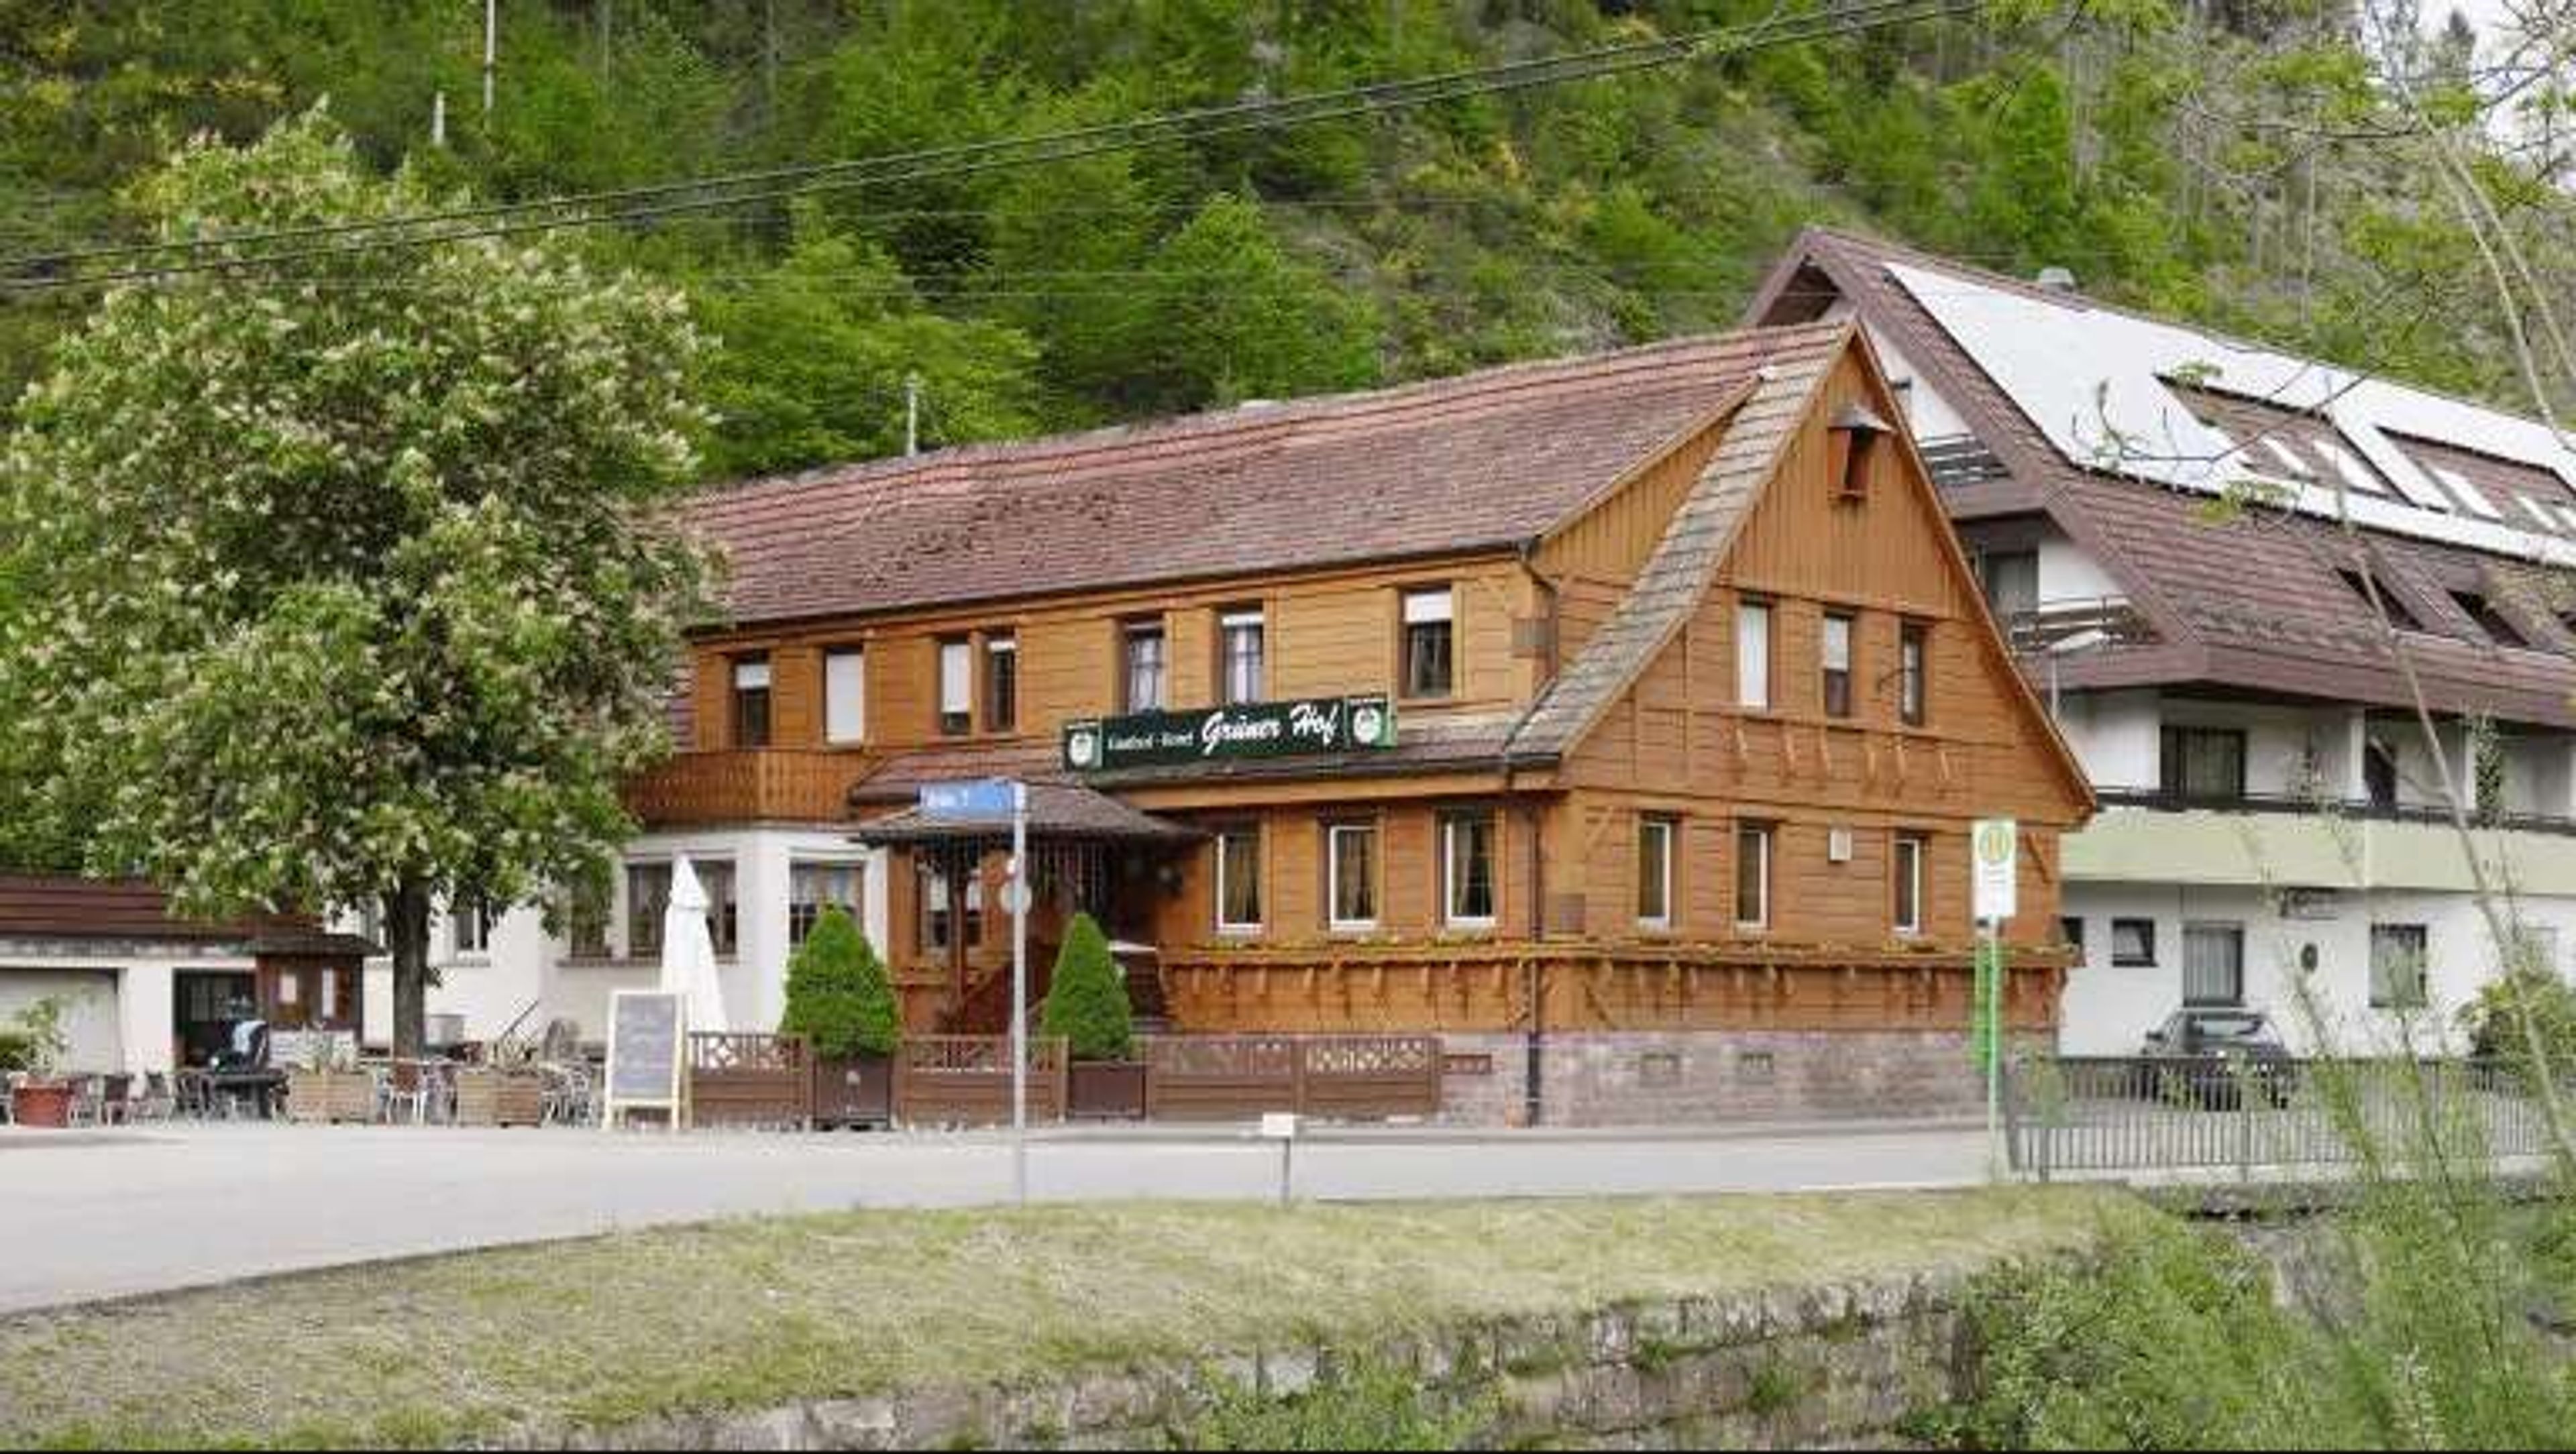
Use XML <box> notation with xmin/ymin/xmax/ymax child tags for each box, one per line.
<box><xmin>1063</xmin><ymin>694</ymin><xmax>1398</xmax><ymax>773</ymax></box>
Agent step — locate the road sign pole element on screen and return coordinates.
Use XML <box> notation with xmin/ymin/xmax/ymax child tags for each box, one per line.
<box><xmin>1981</xmin><ymin>924</ymin><xmax>2003</xmax><ymax>1178</ymax></box>
<box><xmin>1011</xmin><ymin>781</ymin><xmax>1030</xmax><ymax>1207</ymax></box>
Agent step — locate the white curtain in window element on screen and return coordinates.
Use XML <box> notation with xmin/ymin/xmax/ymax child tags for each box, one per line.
<box><xmin>1737</xmin><ymin>603</ymin><xmax>1771</xmax><ymax>710</ymax></box>
<box><xmin>938</xmin><ymin>640</ymin><xmax>972</xmax><ymax>714</ymax></box>
<box><xmin>825</xmin><ymin>649</ymin><xmax>865</xmax><ymax>743</ymax></box>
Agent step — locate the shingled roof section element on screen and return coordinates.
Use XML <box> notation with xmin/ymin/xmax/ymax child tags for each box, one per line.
<box><xmin>690</xmin><ymin>324</ymin><xmax>1850</xmax><ymax>627</ymax></box>
<box><xmin>1507</xmin><ymin>327</ymin><xmax>1851</xmax><ymax>760</ymax></box>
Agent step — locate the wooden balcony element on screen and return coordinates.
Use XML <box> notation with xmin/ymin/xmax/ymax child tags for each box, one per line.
<box><xmin>623</xmin><ymin>748</ymin><xmax>870</xmax><ymax>828</ymax></box>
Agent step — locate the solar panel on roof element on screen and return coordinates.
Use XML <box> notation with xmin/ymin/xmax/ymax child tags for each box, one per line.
<box><xmin>2517</xmin><ymin>496</ymin><xmax>2563</xmax><ymax>533</ymax></box>
<box><xmin>2260</xmin><ymin>437</ymin><xmax>2314</xmax><ymax>480</ymax></box>
<box><xmin>2312</xmin><ymin>438</ymin><xmax>2390</xmax><ymax>498</ymax></box>
<box><xmin>2432</xmin><ymin>465</ymin><xmax>2503</xmax><ymax>520</ymax></box>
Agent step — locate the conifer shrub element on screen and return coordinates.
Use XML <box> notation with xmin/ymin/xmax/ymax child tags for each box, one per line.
<box><xmin>778</xmin><ymin>907</ymin><xmax>900</xmax><ymax>1060</ymax></box>
<box><xmin>1040</xmin><ymin>911</ymin><xmax>1133</xmax><ymax>1062</ymax></box>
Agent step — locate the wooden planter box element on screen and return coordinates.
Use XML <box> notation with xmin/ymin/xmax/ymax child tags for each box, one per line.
<box><xmin>452</xmin><ymin>1069</ymin><xmax>547</xmax><ymax>1128</ymax></box>
<box><xmin>11</xmin><ymin>1080</ymin><xmax>72</xmax><ymax>1129</ymax></box>
<box><xmin>1067</xmin><ymin>1061</ymin><xmax>1148</xmax><ymax>1121</ymax></box>
<box><xmin>286</xmin><ymin>1068</ymin><xmax>376</xmax><ymax>1125</ymax></box>
<box><xmin>810</xmin><ymin>1055</ymin><xmax>894</xmax><ymax>1128</ymax></box>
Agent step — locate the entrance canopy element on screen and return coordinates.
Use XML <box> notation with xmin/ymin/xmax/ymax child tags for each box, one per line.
<box><xmin>852</xmin><ymin>781</ymin><xmax>1198</xmax><ymax>852</ymax></box>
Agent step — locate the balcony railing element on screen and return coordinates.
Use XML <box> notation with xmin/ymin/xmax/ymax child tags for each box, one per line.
<box><xmin>2094</xmin><ymin>787</ymin><xmax>2576</xmax><ymax>838</ymax></box>
<box><xmin>1918</xmin><ymin>433</ymin><xmax>2013</xmax><ymax>490</ymax></box>
<box><xmin>2004</xmin><ymin>597</ymin><xmax>2156</xmax><ymax>654</ymax></box>
<box><xmin>623</xmin><ymin>748</ymin><xmax>869</xmax><ymax>828</ymax></box>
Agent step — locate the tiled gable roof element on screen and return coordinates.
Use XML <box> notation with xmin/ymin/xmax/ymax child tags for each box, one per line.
<box><xmin>689</xmin><ymin>324</ymin><xmax>1850</xmax><ymax>626</ymax></box>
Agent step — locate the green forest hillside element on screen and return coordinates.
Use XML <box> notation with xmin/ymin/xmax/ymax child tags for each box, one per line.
<box><xmin>0</xmin><ymin>0</ymin><xmax>2557</xmax><ymax>480</ymax></box>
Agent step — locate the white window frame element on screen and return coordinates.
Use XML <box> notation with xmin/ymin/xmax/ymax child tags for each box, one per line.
<box><xmin>788</xmin><ymin>860</ymin><xmax>867</xmax><ymax>948</ymax></box>
<box><xmin>1124</xmin><ymin>621</ymin><xmax>1168</xmax><ymax>712</ymax></box>
<box><xmin>824</xmin><ymin>647</ymin><xmax>866</xmax><ymax>744</ymax></box>
<box><xmin>1893</xmin><ymin>832</ymin><xmax>1926</xmax><ymax>936</ymax></box>
<box><xmin>1327</xmin><ymin>823</ymin><xmax>1380</xmax><ymax>932</ymax></box>
<box><xmin>1214</xmin><ymin>825</ymin><xmax>1263</xmax><ymax>935</ymax></box>
<box><xmin>1735</xmin><ymin>824</ymin><xmax>1772</xmax><ymax>930</ymax></box>
<box><xmin>1737</xmin><ymin>600</ymin><xmax>1772</xmax><ymax>711</ymax></box>
<box><xmin>1636</xmin><ymin>816</ymin><xmax>1675</xmax><ymax>930</ymax></box>
<box><xmin>1220</xmin><ymin>608</ymin><xmax>1266</xmax><ymax>706</ymax></box>
<box><xmin>938</xmin><ymin>638</ymin><xmax>973</xmax><ymax>726</ymax></box>
<box><xmin>1442</xmin><ymin>814</ymin><xmax>1498</xmax><ymax>929</ymax></box>
<box><xmin>1821</xmin><ymin>612</ymin><xmax>1854</xmax><ymax>718</ymax></box>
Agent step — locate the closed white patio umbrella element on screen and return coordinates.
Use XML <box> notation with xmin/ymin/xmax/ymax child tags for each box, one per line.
<box><xmin>658</xmin><ymin>854</ymin><xmax>729</xmax><ymax>1036</ymax></box>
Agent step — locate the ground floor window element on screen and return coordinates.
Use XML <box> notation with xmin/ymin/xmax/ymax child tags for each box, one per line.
<box><xmin>2182</xmin><ymin>921</ymin><xmax>2245</xmax><ymax>1006</ymax></box>
<box><xmin>1892</xmin><ymin>832</ymin><xmax>1927</xmax><ymax>935</ymax></box>
<box><xmin>1735</xmin><ymin>822</ymin><xmax>1772</xmax><ymax>930</ymax></box>
<box><xmin>627</xmin><ymin>860</ymin><xmax>737</xmax><ymax>958</ymax></box>
<box><xmin>2112</xmin><ymin>917</ymin><xmax>2157</xmax><ymax>966</ymax></box>
<box><xmin>790</xmin><ymin>862</ymin><xmax>865</xmax><ymax>948</ymax></box>
<box><xmin>917</xmin><ymin>863</ymin><xmax>985</xmax><ymax>955</ymax></box>
<box><xmin>1215</xmin><ymin>826</ymin><xmax>1262</xmax><ymax>934</ymax></box>
<box><xmin>1442</xmin><ymin>813</ymin><xmax>1497</xmax><ymax>928</ymax></box>
<box><xmin>451</xmin><ymin>900</ymin><xmax>492</xmax><ymax>956</ymax></box>
<box><xmin>1636</xmin><ymin>816</ymin><xmax>1675</xmax><ymax>930</ymax></box>
<box><xmin>2371</xmin><ymin>923</ymin><xmax>2430</xmax><ymax>1009</ymax></box>
<box><xmin>1328</xmin><ymin>822</ymin><xmax>1379</xmax><ymax>931</ymax></box>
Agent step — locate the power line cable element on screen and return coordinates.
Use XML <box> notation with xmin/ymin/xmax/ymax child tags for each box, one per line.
<box><xmin>0</xmin><ymin>0</ymin><xmax>1982</xmax><ymax>292</ymax></box>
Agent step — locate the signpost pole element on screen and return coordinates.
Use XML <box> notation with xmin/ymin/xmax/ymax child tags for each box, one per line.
<box><xmin>1970</xmin><ymin>819</ymin><xmax>2018</xmax><ymax>1182</ymax></box>
<box><xmin>1010</xmin><ymin>780</ymin><xmax>1030</xmax><ymax>1207</ymax></box>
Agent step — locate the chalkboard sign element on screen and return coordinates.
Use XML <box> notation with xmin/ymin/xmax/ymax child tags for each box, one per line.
<box><xmin>603</xmin><ymin>990</ymin><xmax>686</xmax><ymax>1130</ymax></box>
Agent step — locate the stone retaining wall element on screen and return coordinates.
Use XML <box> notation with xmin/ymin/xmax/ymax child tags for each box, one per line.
<box><xmin>565</xmin><ymin>1268</ymin><xmax>1982</xmax><ymax>1450</ymax></box>
<box><xmin>1437</xmin><ymin>1030</ymin><xmax>2039</xmax><ymax>1127</ymax></box>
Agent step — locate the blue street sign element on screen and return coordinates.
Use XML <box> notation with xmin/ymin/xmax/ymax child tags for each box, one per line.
<box><xmin>919</xmin><ymin>778</ymin><xmax>1019</xmax><ymax>820</ymax></box>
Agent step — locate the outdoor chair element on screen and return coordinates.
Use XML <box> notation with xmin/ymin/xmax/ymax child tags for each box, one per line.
<box><xmin>99</xmin><ymin>1074</ymin><xmax>133</xmax><ymax>1126</ymax></box>
<box><xmin>134</xmin><ymin>1072</ymin><xmax>176</xmax><ymax>1123</ymax></box>
<box><xmin>64</xmin><ymin>1076</ymin><xmax>103</xmax><ymax>1129</ymax></box>
<box><xmin>383</xmin><ymin>1062</ymin><xmax>433</xmax><ymax>1124</ymax></box>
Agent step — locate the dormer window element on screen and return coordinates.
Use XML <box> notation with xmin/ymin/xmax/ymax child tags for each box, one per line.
<box><xmin>1829</xmin><ymin>402</ymin><xmax>1894</xmax><ymax>502</ymax></box>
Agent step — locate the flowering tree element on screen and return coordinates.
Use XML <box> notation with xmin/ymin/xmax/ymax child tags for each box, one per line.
<box><xmin>0</xmin><ymin>113</ymin><xmax>712</xmax><ymax>1056</ymax></box>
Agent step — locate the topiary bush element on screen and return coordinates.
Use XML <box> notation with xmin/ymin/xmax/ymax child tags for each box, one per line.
<box><xmin>1040</xmin><ymin>911</ymin><xmax>1133</xmax><ymax>1063</ymax></box>
<box><xmin>778</xmin><ymin>907</ymin><xmax>900</xmax><ymax>1060</ymax></box>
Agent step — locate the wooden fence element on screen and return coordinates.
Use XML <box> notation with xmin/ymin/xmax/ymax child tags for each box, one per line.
<box><xmin>688</xmin><ymin>1032</ymin><xmax>813</xmax><ymax>1129</ymax></box>
<box><xmin>671</xmin><ymin>1032</ymin><xmax>1441</xmax><ymax>1129</ymax></box>
<box><xmin>895</xmin><ymin>1036</ymin><xmax>1068</xmax><ymax>1127</ymax></box>
<box><xmin>1142</xmin><ymin>1035</ymin><xmax>1442</xmax><ymax>1122</ymax></box>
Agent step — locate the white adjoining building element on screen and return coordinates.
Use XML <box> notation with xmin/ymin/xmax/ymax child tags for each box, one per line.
<box><xmin>1755</xmin><ymin>229</ymin><xmax>2576</xmax><ymax>1054</ymax></box>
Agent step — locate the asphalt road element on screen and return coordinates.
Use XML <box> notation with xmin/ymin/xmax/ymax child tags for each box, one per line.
<box><xmin>0</xmin><ymin>1119</ymin><xmax>1994</xmax><ymax>1312</ymax></box>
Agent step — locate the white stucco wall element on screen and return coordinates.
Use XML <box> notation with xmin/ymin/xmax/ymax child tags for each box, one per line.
<box><xmin>2056</xmin><ymin>879</ymin><xmax>2576</xmax><ymax>1056</ymax></box>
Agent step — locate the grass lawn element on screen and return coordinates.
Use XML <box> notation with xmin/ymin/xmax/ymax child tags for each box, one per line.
<box><xmin>0</xmin><ymin>1187</ymin><xmax>2143</xmax><ymax>1449</ymax></box>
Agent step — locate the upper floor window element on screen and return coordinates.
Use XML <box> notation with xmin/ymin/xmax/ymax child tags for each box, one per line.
<box><xmin>1735</xmin><ymin>822</ymin><xmax>1773</xmax><ymax>930</ymax></box>
<box><xmin>1402</xmin><ymin>588</ymin><xmax>1454</xmax><ymax>699</ymax></box>
<box><xmin>1892</xmin><ymin>832</ymin><xmax>1927</xmax><ymax>935</ymax></box>
<box><xmin>731</xmin><ymin>656</ymin><xmax>772</xmax><ymax>748</ymax></box>
<box><xmin>1214</xmin><ymin>824</ymin><xmax>1263</xmax><ymax>934</ymax></box>
<box><xmin>1220</xmin><ymin>608</ymin><xmax>1267</xmax><ymax>705</ymax></box>
<box><xmin>983</xmin><ymin>633</ymin><xmax>1018</xmax><ymax>733</ymax></box>
<box><xmin>1442</xmin><ymin>812</ymin><xmax>1498</xmax><ymax>928</ymax></box>
<box><xmin>1736</xmin><ymin>599</ymin><xmax>1772</xmax><ymax>711</ymax></box>
<box><xmin>938</xmin><ymin>638</ymin><xmax>972</xmax><ymax>736</ymax></box>
<box><xmin>2160</xmin><ymin>726</ymin><xmax>2247</xmax><ymax>801</ymax></box>
<box><xmin>1636</xmin><ymin>815</ymin><xmax>1676</xmax><ymax>930</ymax></box>
<box><xmin>1980</xmin><ymin>550</ymin><xmax>2039</xmax><ymax>620</ymax></box>
<box><xmin>2365</xmin><ymin>738</ymin><xmax>2400</xmax><ymax>807</ymax></box>
<box><xmin>1898</xmin><ymin>621</ymin><xmax>1929</xmax><ymax>726</ymax></box>
<box><xmin>1123</xmin><ymin>620</ymin><xmax>1168</xmax><ymax>712</ymax></box>
<box><xmin>824</xmin><ymin>647</ymin><xmax>866</xmax><ymax>744</ymax></box>
<box><xmin>1821</xmin><ymin>612</ymin><xmax>1855</xmax><ymax>718</ymax></box>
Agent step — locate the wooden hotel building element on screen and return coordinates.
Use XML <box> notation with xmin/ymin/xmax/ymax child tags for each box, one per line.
<box><xmin>627</xmin><ymin>319</ymin><xmax>2094</xmax><ymax>1124</ymax></box>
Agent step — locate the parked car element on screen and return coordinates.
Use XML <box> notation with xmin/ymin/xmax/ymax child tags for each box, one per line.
<box><xmin>2140</xmin><ymin>1010</ymin><xmax>2298</xmax><ymax>1109</ymax></box>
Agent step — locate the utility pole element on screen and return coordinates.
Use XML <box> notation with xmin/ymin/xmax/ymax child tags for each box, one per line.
<box><xmin>1009</xmin><ymin>780</ymin><xmax>1030</xmax><ymax>1207</ymax></box>
<box><xmin>904</xmin><ymin>372</ymin><xmax>923</xmax><ymax>457</ymax></box>
<box><xmin>431</xmin><ymin>91</ymin><xmax>448</xmax><ymax>148</ymax></box>
<box><xmin>484</xmin><ymin>0</ymin><xmax>499</xmax><ymax>116</ymax></box>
